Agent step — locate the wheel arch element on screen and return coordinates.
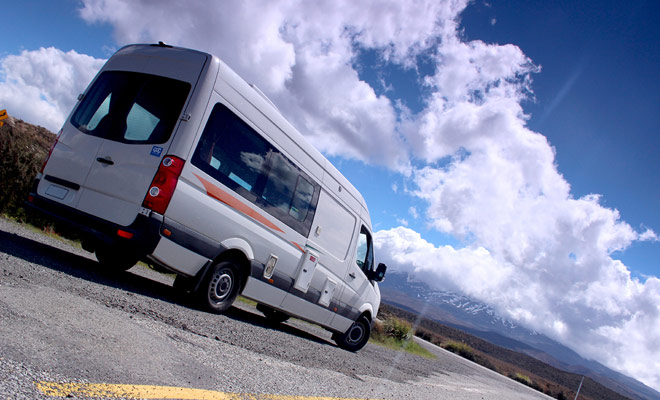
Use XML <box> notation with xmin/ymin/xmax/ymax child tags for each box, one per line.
<box><xmin>358</xmin><ymin>303</ymin><xmax>374</xmax><ymax>324</ymax></box>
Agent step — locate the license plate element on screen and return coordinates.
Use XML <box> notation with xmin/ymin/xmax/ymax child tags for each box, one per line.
<box><xmin>45</xmin><ymin>185</ymin><xmax>69</xmax><ymax>200</ymax></box>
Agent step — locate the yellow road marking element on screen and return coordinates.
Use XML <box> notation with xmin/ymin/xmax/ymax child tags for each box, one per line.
<box><xmin>35</xmin><ymin>381</ymin><xmax>379</xmax><ymax>400</ymax></box>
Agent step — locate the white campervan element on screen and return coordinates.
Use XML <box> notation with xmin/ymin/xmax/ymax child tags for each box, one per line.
<box><xmin>28</xmin><ymin>42</ymin><xmax>386</xmax><ymax>351</ymax></box>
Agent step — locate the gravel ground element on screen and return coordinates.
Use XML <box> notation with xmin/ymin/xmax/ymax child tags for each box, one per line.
<box><xmin>0</xmin><ymin>216</ymin><xmax>552</xmax><ymax>399</ymax></box>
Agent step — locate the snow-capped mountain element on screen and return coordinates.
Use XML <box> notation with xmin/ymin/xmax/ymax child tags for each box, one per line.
<box><xmin>379</xmin><ymin>271</ymin><xmax>660</xmax><ymax>400</ymax></box>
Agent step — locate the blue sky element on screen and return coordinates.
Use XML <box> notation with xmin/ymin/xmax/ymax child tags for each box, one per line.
<box><xmin>353</xmin><ymin>0</ymin><xmax>660</xmax><ymax>279</ymax></box>
<box><xmin>1</xmin><ymin>0</ymin><xmax>659</xmax><ymax>390</ymax></box>
<box><xmin>457</xmin><ymin>0</ymin><xmax>660</xmax><ymax>278</ymax></box>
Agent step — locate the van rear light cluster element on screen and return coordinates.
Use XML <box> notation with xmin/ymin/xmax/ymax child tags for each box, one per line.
<box><xmin>142</xmin><ymin>155</ymin><xmax>185</xmax><ymax>215</ymax></box>
<box><xmin>40</xmin><ymin>129</ymin><xmax>62</xmax><ymax>173</ymax></box>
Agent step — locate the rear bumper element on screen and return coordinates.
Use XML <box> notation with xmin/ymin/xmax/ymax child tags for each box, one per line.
<box><xmin>26</xmin><ymin>181</ymin><xmax>162</xmax><ymax>257</ymax></box>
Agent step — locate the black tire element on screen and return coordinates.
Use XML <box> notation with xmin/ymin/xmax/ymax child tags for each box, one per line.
<box><xmin>199</xmin><ymin>261</ymin><xmax>241</xmax><ymax>313</ymax></box>
<box><xmin>334</xmin><ymin>315</ymin><xmax>371</xmax><ymax>352</ymax></box>
<box><xmin>95</xmin><ymin>244</ymin><xmax>138</xmax><ymax>272</ymax></box>
<box><xmin>256</xmin><ymin>303</ymin><xmax>290</xmax><ymax>324</ymax></box>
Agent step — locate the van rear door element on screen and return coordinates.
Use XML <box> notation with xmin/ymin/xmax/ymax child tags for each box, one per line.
<box><xmin>39</xmin><ymin>46</ymin><xmax>206</xmax><ymax>226</ymax></box>
<box><xmin>71</xmin><ymin>70</ymin><xmax>192</xmax><ymax>226</ymax></box>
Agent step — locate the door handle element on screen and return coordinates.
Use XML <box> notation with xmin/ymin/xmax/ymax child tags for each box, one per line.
<box><xmin>349</xmin><ymin>272</ymin><xmax>356</xmax><ymax>279</ymax></box>
<box><xmin>96</xmin><ymin>157</ymin><xmax>114</xmax><ymax>165</ymax></box>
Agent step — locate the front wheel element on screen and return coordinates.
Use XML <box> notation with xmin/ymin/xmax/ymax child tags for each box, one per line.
<box><xmin>334</xmin><ymin>315</ymin><xmax>371</xmax><ymax>352</ymax></box>
<box><xmin>198</xmin><ymin>261</ymin><xmax>241</xmax><ymax>313</ymax></box>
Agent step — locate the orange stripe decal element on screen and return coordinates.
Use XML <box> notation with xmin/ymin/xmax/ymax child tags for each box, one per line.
<box><xmin>194</xmin><ymin>173</ymin><xmax>284</xmax><ymax>233</ymax></box>
<box><xmin>292</xmin><ymin>241</ymin><xmax>305</xmax><ymax>253</ymax></box>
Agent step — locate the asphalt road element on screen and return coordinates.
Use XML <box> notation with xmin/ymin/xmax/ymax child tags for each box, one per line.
<box><xmin>0</xmin><ymin>217</ymin><xmax>553</xmax><ymax>400</ymax></box>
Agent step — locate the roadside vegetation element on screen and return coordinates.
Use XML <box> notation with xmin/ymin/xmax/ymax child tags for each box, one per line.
<box><xmin>369</xmin><ymin>315</ymin><xmax>435</xmax><ymax>358</ymax></box>
<box><xmin>0</xmin><ymin>116</ymin><xmax>60</xmax><ymax>230</ymax></box>
<box><xmin>443</xmin><ymin>340</ymin><xmax>476</xmax><ymax>361</ymax></box>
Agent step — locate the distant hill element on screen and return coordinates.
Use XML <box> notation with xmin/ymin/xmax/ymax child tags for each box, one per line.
<box><xmin>379</xmin><ymin>271</ymin><xmax>660</xmax><ymax>400</ymax></box>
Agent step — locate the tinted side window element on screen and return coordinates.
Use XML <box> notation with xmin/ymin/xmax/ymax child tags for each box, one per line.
<box><xmin>192</xmin><ymin>103</ymin><xmax>320</xmax><ymax>236</ymax></box>
<box><xmin>71</xmin><ymin>71</ymin><xmax>191</xmax><ymax>144</ymax></box>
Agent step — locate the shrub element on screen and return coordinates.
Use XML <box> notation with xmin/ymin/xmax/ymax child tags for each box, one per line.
<box><xmin>370</xmin><ymin>317</ymin><xmax>434</xmax><ymax>358</ymax></box>
<box><xmin>383</xmin><ymin>317</ymin><xmax>412</xmax><ymax>341</ymax></box>
<box><xmin>512</xmin><ymin>372</ymin><xmax>533</xmax><ymax>386</ymax></box>
<box><xmin>443</xmin><ymin>340</ymin><xmax>475</xmax><ymax>361</ymax></box>
<box><xmin>0</xmin><ymin>117</ymin><xmax>54</xmax><ymax>220</ymax></box>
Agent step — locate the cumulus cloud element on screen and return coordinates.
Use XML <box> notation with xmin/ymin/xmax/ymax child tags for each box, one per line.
<box><xmin>77</xmin><ymin>0</ymin><xmax>461</xmax><ymax>171</ymax></box>
<box><xmin>0</xmin><ymin>47</ymin><xmax>105</xmax><ymax>132</ymax></box>
<box><xmin>3</xmin><ymin>0</ymin><xmax>658</xmax><ymax>390</ymax></box>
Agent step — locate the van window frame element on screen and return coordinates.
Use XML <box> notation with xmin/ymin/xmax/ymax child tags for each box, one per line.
<box><xmin>70</xmin><ymin>70</ymin><xmax>191</xmax><ymax>145</ymax></box>
<box><xmin>355</xmin><ymin>225</ymin><xmax>374</xmax><ymax>275</ymax></box>
<box><xmin>192</xmin><ymin>102</ymin><xmax>321</xmax><ymax>237</ymax></box>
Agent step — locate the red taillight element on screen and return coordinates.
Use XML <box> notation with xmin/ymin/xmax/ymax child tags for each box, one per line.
<box><xmin>117</xmin><ymin>229</ymin><xmax>134</xmax><ymax>239</ymax></box>
<box><xmin>142</xmin><ymin>155</ymin><xmax>184</xmax><ymax>214</ymax></box>
<box><xmin>40</xmin><ymin>130</ymin><xmax>61</xmax><ymax>173</ymax></box>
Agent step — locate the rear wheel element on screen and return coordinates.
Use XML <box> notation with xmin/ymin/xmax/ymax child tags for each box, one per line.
<box><xmin>95</xmin><ymin>244</ymin><xmax>138</xmax><ymax>272</ymax></box>
<box><xmin>256</xmin><ymin>303</ymin><xmax>290</xmax><ymax>324</ymax></box>
<box><xmin>334</xmin><ymin>315</ymin><xmax>371</xmax><ymax>352</ymax></box>
<box><xmin>199</xmin><ymin>261</ymin><xmax>241</xmax><ymax>313</ymax></box>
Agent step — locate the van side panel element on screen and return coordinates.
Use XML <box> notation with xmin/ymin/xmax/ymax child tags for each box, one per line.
<box><xmin>321</xmin><ymin>170</ymin><xmax>361</xmax><ymax>216</ymax></box>
<box><xmin>308</xmin><ymin>190</ymin><xmax>356</xmax><ymax>260</ymax></box>
<box><xmin>168</xmin><ymin>57</ymin><xmax>220</xmax><ymax>160</ymax></box>
<box><xmin>161</xmin><ymin>91</ymin><xmax>310</xmax><ymax>307</ymax></box>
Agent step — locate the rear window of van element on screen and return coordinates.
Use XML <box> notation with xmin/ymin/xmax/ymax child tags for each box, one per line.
<box><xmin>71</xmin><ymin>71</ymin><xmax>190</xmax><ymax>144</ymax></box>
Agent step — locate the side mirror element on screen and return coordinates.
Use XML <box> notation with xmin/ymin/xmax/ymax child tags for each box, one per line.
<box><xmin>369</xmin><ymin>263</ymin><xmax>387</xmax><ymax>282</ymax></box>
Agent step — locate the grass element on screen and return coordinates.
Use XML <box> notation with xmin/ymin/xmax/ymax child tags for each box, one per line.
<box><xmin>513</xmin><ymin>372</ymin><xmax>533</xmax><ymax>386</ymax></box>
<box><xmin>369</xmin><ymin>332</ymin><xmax>436</xmax><ymax>358</ymax></box>
<box><xmin>443</xmin><ymin>340</ymin><xmax>476</xmax><ymax>361</ymax></box>
<box><xmin>369</xmin><ymin>317</ymin><xmax>436</xmax><ymax>358</ymax></box>
<box><xmin>3</xmin><ymin>213</ymin><xmax>83</xmax><ymax>249</ymax></box>
<box><xmin>237</xmin><ymin>295</ymin><xmax>258</xmax><ymax>307</ymax></box>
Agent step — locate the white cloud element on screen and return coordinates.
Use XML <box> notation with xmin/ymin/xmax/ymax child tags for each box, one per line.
<box><xmin>3</xmin><ymin>0</ymin><xmax>658</xmax><ymax>391</ymax></box>
<box><xmin>76</xmin><ymin>0</ymin><xmax>467</xmax><ymax>171</ymax></box>
<box><xmin>390</xmin><ymin>6</ymin><xmax>660</xmax><ymax>387</ymax></box>
<box><xmin>409</xmin><ymin>206</ymin><xmax>419</xmax><ymax>219</ymax></box>
<box><xmin>639</xmin><ymin>228</ymin><xmax>659</xmax><ymax>242</ymax></box>
<box><xmin>0</xmin><ymin>47</ymin><xmax>105</xmax><ymax>132</ymax></box>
